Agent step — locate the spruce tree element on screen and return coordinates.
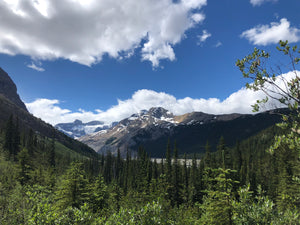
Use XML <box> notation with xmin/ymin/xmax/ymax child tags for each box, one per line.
<box><xmin>203</xmin><ymin>141</ymin><xmax>212</xmax><ymax>168</ymax></box>
<box><xmin>56</xmin><ymin>162</ymin><xmax>88</xmax><ymax>209</ymax></box>
<box><xmin>89</xmin><ymin>175</ymin><xmax>108</xmax><ymax>213</ymax></box>
<box><xmin>17</xmin><ymin>147</ymin><xmax>32</xmax><ymax>185</ymax></box>
<box><xmin>4</xmin><ymin>115</ymin><xmax>20</xmax><ymax>159</ymax></box>
<box><xmin>182</xmin><ymin>153</ymin><xmax>189</xmax><ymax>203</ymax></box>
<box><xmin>166</xmin><ymin>139</ymin><xmax>172</xmax><ymax>184</ymax></box>
<box><xmin>200</xmin><ymin>168</ymin><xmax>236</xmax><ymax>225</ymax></box>
<box><xmin>171</xmin><ymin>142</ymin><xmax>181</xmax><ymax>206</ymax></box>
<box><xmin>48</xmin><ymin>138</ymin><xmax>55</xmax><ymax>168</ymax></box>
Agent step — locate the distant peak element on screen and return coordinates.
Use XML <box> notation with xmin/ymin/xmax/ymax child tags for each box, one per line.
<box><xmin>74</xmin><ymin>119</ymin><xmax>83</xmax><ymax>124</ymax></box>
<box><xmin>148</xmin><ymin>107</ymin><xmax>172</xmax><ymax>118</ymax></box>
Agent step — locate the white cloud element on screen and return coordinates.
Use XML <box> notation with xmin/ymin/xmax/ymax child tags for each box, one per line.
<box><xmin>25</xmin><ymin>71</ymin><xmax>298</xmax><ymax>125</ymax></box>
<box><xmin>191</xmin><ymin>13</ymin><xmax>205</xmax><ymax>23</ymax></box>
<box><xmin>214</xmin><ymin>41</ymin><xmax>222</xmax><ymax>48</ymax></box>
<box><xmin>27</xmin><ymin>61</ymin><xmax>45</xmax><ymax>72</ymax></box>
<box><xmin>197</xmin><ymin>30</ymin><xmax>211</xmax><ymax>45</ymax></box>
<box><xmin>0</xmin><ymin>0</ymin><xmax>207</xmax><ymax>67</ymax></box>
<box><xmin>250</xmin><ymin>0</ymin><xmax>278</xmax><ymax>6</ymax></box>
<box><xmin>241</xmin><ymin>18</ymin><xmax>300</xmax><ymax>46</ymax></box>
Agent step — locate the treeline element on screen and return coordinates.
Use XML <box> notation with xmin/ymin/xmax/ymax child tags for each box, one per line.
<box><xmin>0</xmin><ymin>116</ymin><xmax>299</xmax><ymax>224</ymax></box>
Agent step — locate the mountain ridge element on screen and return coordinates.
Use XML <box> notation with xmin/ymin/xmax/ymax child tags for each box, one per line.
<box><xmin>0</xmin><ymin>67</ymin><xmax>27</xmax><ymax>111</ymax></box>
<box><xmin>0</xmin><ymin>67</ymin><xmax>97</xmax><ymax>158</ymax></box>
<box><xmin>78</xmin><ymin>107</ymin><xmax>283</xmax><ymax>156</ymax></box>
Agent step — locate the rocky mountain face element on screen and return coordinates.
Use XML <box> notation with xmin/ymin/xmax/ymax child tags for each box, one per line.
<box><xmin>0</xmin><ymin>67</ymin><xmax>27</xmax><ymax>111</ymax></box>
<box><xmin>0</xmin><ymin>67</ymin><xmax>96</xmax><ymax>157</ymax></box>
<box><xmin>55</xmin><ymin>120</ymin><xmax>116</xmax><ymax>139</ymax></box>
<box><xmin>78</xmin><ymin>107</ymin><xmax>283</xmax><ymax>157</ymax></box>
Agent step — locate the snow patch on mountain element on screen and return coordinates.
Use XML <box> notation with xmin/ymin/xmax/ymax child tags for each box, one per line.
<box><xmin>55</xmin><ymin>120</ymin><xmax>116</xmax><ymax>138</ymax></box>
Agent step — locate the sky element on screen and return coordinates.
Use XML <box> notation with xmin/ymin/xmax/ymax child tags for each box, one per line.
<box><xmin>0</xmin><ymin>0</ymin><xmax>300</xmax><ymax>125</ymax></box>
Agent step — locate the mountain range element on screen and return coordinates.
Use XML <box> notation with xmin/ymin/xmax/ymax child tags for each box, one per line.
<box><xmin>77</xmin><ymin>107</ymin><xmax>283</xmax><ymax>157</ymax></box>
<box><xmin>0</xmin><ymin>67</ymin><xmax>283</xmax><ymax>158</ymax></box>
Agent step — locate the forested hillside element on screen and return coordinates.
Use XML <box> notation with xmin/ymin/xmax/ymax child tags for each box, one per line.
<box><xmin>0</xmin><ymin>68</ymin><xmax>97</xmax><ymax>158</ymax></box>
<box><xmin>0</xmin><ymin>120</ymin><xmax>299</xmax><ymax>224</ymax></box>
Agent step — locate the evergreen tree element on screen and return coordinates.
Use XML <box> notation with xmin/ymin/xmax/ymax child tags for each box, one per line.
<box><xmin>171</xmin><ymin>142</ymin><xmax>181</xmax><ymax>206</ymax></box>
<box><xmin>200</xmin><ymin>168</ymin><xmax>236</xmax><ymax>225</ymax></box>
<box><xmin>17</xmin><ymin>147</ymin><xmax>32</xmax><ymax>185</ymax></box>
<box><xmin>231</xmin><ymin>141</ymin><xmax>242</xmax><ymax>174</ymax></box>
<box><xmin>116</xmin><ymin>148</ymin><xmax>122</xmax><ymax>184</ymax></box>
<box><xmin>274</xmin><ymin>143</ymin><xmax>300</xmax><ymax>210</ymax></box>
<box><xmin>108</xmin><ymin>181</ymin><xmax>123</xmax><ymax>212</ymax></box>
<box><xmin>123</xmin><ymin>149</ymin><xmax>131</xmax><ymax>194</ymax></box>
<box><xmin>48</xmin><ymin>138</ymin><xmax>56</xmax><ymax>168</ymax></box>
<box><xmin>4</xmin><ymin>115</ymin><xmax>14</xmax><ymax>154</ymax></box>
<box><xmin>27</xmin><ymin>129</ymin><xmax>35</xmax><ymax>155</ymax></box>
<box><xmin>166</xmin><ymin>139</ymin><xmax>172</xmax><ymax>184</ymax></box>
<box><xmin>56</xmin><ymin>162</ymin><xmax>88</xmax><ymax>209</ymax></box>
<box><xmin>89</xmin><ymin>175</ymin><xmax>108</xmax><ymax>213</ymax></box>
<box><xmin>190</xmin><ymin>153</ymin><xmax>202</xmax><ymax>203</ymax></box>
<box><xmin>182</xmin><ymin>153</ymin><xmax>189</xmax><ymax>203</ymax></box>
<box><xmin>4</xmin><ymin>115</ymin><xmax>20</xmax><ymax>159</ymax></box>
<box><xmin>136</xmin><ymin>146</ymin><xmax>149</xmax><ymax>193</ymax></box>
<box><xmin>13</xmin><ymin>117</ymin><xmax>20</xmax><ymax>156</ymax></box>
<box><xmin>152</xmin><ymin>158</ymin><xmax>159</xmax><ymax>180</ymax></box>
<box><xmin>203</xmin><ymin>141</ymin><xmax>212</xmax><ymax>168</ymax></box>
<box><xmin>216</xmin><ymin>136</ymin><xmax>226</xmax><ymax>168</ymax></box>
<box><xmin>104</xmin><ymin>151</ymin><xmax>113</xmax><ymax>183</ymax></box>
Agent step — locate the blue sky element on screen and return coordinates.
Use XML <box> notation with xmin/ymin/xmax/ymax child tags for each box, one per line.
<box><xmin>0</xmin><ymin>0</ymin><xmax>300</xmax><ymax>125</ymax></box>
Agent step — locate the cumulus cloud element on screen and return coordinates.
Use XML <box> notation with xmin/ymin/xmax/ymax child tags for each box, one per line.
<box><xmin>27</xmin><ymin>61</ymin><xmax>45</xmax><ymax>72</ymax></box>
<box><xmin>197</xmin><ymin>30</ymin><xmax>211</xmax><ymax>45</ymax></box>
<box><xmin>250</xmin><ymin>0</ymin><xmax>278</xmax><ymax>6</ymax></box>
<box><xmin>25</xmin><ymin>71</ymin><xmax>298</xmax><ymax>126</ymax></box>
<box><xmin>0</xmin><ymin>0</ymin><xmax>207</xmax><ymax>67</ymax></box>
<box><xmin>241</xmin><ymin>18</ymin><xmax>300</xmax><ymax>45</ymax></box>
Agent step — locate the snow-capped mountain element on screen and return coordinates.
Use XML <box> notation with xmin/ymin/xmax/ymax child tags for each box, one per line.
<box><xmin>55</xmin><ymin>119</ymin><xmax>117</xmax><ymax>139</ymax></box>
<box><xmin>78</xmin><ymin>107</ymin><xmax>282</xmax><ymax>156</ymax></box>
<box><xmin>78</xmin><ymin>107</ymin><xmax>178</xmax><ymax>155</ymax></box>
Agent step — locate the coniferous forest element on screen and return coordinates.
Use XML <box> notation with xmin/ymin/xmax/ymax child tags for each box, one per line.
<box><xmin>0</xmin><ymin>43</ymin><xmax>299</xmax><ymax>224</ymax></box>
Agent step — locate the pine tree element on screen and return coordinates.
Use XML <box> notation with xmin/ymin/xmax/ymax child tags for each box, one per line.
<box><xmin>182</xmin><ymin>153</ymin><xmax>189</xmax><ymax>203</ymax></box>
<box><xmin>116</xmin><ymin>148</ymin><xmax>122</xmax><ymax>184</ymax></box>
<box><xmin>190</xmin><ymin>153</ymin><xmax>202</xmax><ymax>203</ymax></box>
<box><xmin>56</xmin><ymin>162</ymin><xmax>88</xmax><ymax>209</ymax></box>
<box><xmin>124</xmin><ymin>149</ymin><xmax>131</xmax><ymax>194</ymax></box>
<box><xmin>152</xmin><ymin>158</ymin><xmax>158</xmax><ymax>180</ymax></box>
<box><xmin>27</xmin><ymin>129</ymin><xmax>35</xmax><ymax>155</ymax></box>
<box><xmin>4</xmin><ymin>115</ymin><xmax>20</xmax><ymax>159</ymax></box>
<box><xmin>166</xmin><ymin>139</ymin><xmax>172</xmax><ymax>184</ymax></box>
<box><xmin>48</xmin><ymin>138</ymin><xmax>55</xmax><ymax>168</ymax></box>
<box><xmin>274</xmin><ymin>143</ymin><xmax>300</xmax><ymax>210</ymax></box>
<box><xmin>89</xmin><ymin>175</ymin><xmax>108</xmax><ymax>213</ymax></box>
<box><xmin>171</xmin><ymin>142</ymin><xmax>181</xmax><ymax>206</ymax></box>
<box><xmin>216</xmin><ymin>136</ymin><xmax>226</xmax><ymax>168</ymax></box>
<box><xmin>17</xmin><ymin>147</ymin><xmax>32</xmax><ymax>185</ymax></box>
<box><xmin>104</xmin><ymin>151</ymin><xmax>113</xmax><ymax>183</ymax></box>
<box><xmin>165</xmin><ymin>139</ymin><xmax>173</xmax><ymax>203</ymax></box>
<box><xmin>200</xmin><ymin>168</ymin><xmax>236</xmax><ymax>225</ymax></box>
<box><xmin>13</xmin><ymin>117</ymin><xmax>20</xmax><ymax>156</ymax></box>
<box><xmin>203</xmin><ymin>141</ymin><xmax>212</xmax><ymax>168</ymax></box>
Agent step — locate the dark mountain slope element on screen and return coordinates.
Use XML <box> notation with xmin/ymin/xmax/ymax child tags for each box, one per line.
<box><xmin>0</xmin><ymin>67</ymin><xmax>27</xmax><ymax>111</ymax></box>
<box><xmin>0</xmin><ymin>68</ymin><xmax>97</xmax><ymax>158</ymax></box>
<box><xmin>137</xmin><ymin>110</ymin><xmax>283</xmax><ymax>157</ymax></box>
